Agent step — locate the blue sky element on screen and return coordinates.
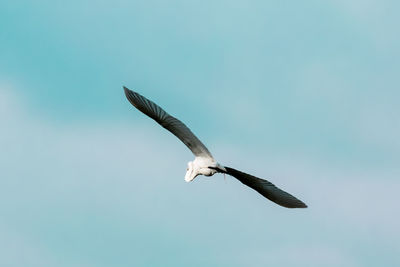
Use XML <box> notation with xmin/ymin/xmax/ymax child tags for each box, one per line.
<box><xmin>1</xmin><ymin>1</ymin><xmax>399</xmax><ymax>266</ymax></box>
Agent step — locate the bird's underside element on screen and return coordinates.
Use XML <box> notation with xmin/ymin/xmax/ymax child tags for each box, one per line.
<box><xmin>124</xmin><ymin>86</ymin><xmax>307</xmax><ymax>209</ymax></box>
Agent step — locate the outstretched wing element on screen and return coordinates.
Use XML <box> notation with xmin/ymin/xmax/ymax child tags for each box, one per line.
<box><xmin>124</xmin><ymin>87</ymin><xmax>213</xmax><ymax>158</ymax></box>
<box><xmin>223</xmin><ymin>167</ymin><xmax>307</xmax><ymax>208</ymax></box>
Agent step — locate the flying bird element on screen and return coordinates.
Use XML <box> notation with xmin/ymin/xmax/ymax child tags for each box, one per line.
<box><xmin>124</xmin><ymin>87</ymin><xmax>307</xmax><ymax>208</ymax></box>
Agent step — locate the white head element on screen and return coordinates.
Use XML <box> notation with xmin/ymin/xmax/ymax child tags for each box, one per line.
<box><xmin>184</xmin><ymin>161</ymin><xmax>199</xmax><ymax>182</ymax></box>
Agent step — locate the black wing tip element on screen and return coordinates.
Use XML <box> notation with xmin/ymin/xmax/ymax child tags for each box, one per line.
<box><xmin>273</xmin><ymin>198</ymin><xmax>308</xmax><ymax>209</ymax></box>
<box><xmin>286</xmin><ymin>197</ymin><xmax>308</xmax><ymax>209</ymax></box>
<box><xmin>123</xmin><ymin>86</ymin><xmax>140</xmax><ymax>95</ymax></box>
<box><xmin>123</xmin><ymin>86</ymin><xmax>130</xmax><ymax>96</ymax></box>
<box><xmin>123</xmin><ymin>86</ymin><xmax>141</xmax><ymax>103</ymax></box>
<box><xmin>123</xmin><ymin>86</ymin><xmax>133</xmax><ymax>95</ymax></box>
<box><xmin>289</xmin><ymin>201</ymin><xmax>308</xmax><ymax>209</ymax></box>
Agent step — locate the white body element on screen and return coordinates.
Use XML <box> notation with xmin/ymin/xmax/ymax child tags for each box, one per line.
<box><xmin>185</xmin><ymin>157</ymin><xmax>225</xmax><ymax>182</ymax></box>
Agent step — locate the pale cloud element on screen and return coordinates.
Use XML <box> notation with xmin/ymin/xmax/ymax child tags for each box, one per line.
<box><xmin>330</xmin><ymin>0</ymin><xmax>400</xmax><ymax>49</ymax></box>
<box><xmin>0</xmin><ymin>223</ymin><xmax>55</xmax><ymax>267</ymax></box>
<box><xmin>238</xmin><ymin>244</ymin><xmax>359</xmax><ymax>267</ymax></box>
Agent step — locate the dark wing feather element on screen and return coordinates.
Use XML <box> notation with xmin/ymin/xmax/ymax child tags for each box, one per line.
<box><xmin>124</xmin><ymin>87</ymin><xmax>213</xmax><ymax>158</ymax></box>
<box><xmin>224</xmin><ymin>167</ymin><xmax>307</xmax><ymax>208</ymax></box>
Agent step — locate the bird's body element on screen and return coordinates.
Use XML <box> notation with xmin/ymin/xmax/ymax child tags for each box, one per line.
<box><xmin>124</xmin><ymin>87</ymin><xmax>307</xmax><ymax>208</ymax></box>
<box><xmin>185</xmin><ymin>157</ymin><xmax>225</xmax><ymax>182</ymax></box>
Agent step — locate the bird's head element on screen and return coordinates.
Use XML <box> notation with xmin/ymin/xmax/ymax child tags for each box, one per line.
<box><xmin>184</xmin><ymin>161</ymin><xmax>199</xmax><ymax>182</ymax></box>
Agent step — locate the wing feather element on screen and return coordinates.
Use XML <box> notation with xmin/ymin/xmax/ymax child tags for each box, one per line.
<box><xmin>223</xmin><ymin>167</ymin><xmax>307</xmax><ymax>208</ymax></box>
<box><xmin>124</xmin><ymin>87</ymin><xmax>213</xmax><ymax>158</ymax></box>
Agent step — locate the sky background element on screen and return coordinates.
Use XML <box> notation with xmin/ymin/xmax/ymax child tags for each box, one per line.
<box><xmin>1</xmin><ymin>1</ymin><xmax>399</xmax><ymax>266</ymax></box>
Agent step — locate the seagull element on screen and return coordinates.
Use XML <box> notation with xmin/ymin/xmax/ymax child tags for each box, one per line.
<box><xmin>124</xmin><ymin>87</ymin><xmax>307</xmax><ymax>208</ymax></box>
